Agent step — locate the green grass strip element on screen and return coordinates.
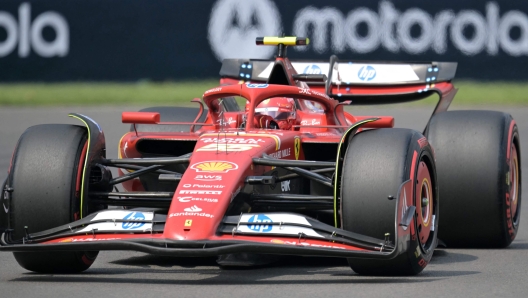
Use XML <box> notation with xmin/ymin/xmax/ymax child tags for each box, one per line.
<box><xmin>0</xmin><ymin>80</ymin><xmax>526</xmax><ymax>106</ymax></box>
<box><xmin>453</xmin><ymin>81</ymin><xmax>528</xmax><ymax>105</ymax></box>
<box><xmin>0</xmin><ymin>81</ymin><xmax>219</xmax><ymax>106</ymax></box>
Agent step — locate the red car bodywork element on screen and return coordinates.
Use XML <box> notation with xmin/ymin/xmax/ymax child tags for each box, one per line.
<box><xmin>1</xmin><ymin>39</ymin><xmax>458</xmax><ymax>265</ymax></box>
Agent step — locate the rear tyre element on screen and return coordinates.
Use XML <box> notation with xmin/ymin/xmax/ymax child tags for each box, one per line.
<box><xmin>425</xmin><ymin>110</ymin><xmax>521</xmax><ymax>247</ymax></box>
<box><xmin>9</xmin><ymin>124</ymin><xmax>98</xmax><ymax>273</ymax></box>
<box><xmin>341</xmin><ymin>128</ymin><xmax>438</xmax><ymax>276</ymax></box>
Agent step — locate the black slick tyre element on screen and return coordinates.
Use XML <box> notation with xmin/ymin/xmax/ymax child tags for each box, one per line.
<box><xmin>8</xmin><ymin>124</ymin><xmax>98</xmax><ymax>273</ymax></box>
<box><xmin>341</xmin><ymin>128</ymin><xmax>439</xmax><ymax>276</ymax></box>
<box><xmin>425</xmin><ymin>110</ymin><xmax>521</xmax><ymax>247</ymax></box>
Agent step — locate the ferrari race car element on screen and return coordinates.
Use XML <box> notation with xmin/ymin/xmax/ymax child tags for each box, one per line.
<box><xmin>0</xmin><ymin>37</ymin><xmax>522</xmax><ymax>276</ymax></box>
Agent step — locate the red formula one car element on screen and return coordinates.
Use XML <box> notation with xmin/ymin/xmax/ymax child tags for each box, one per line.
<box><xmin>0</xmin><ymin>37</ymin><xmax>522</xmax><ymax>276</ymax></box>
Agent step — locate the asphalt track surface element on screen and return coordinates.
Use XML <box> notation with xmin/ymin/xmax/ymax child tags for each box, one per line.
<box><xmin>0</xmin><ymin>105</ymin><xmax>527</xmax><ymax>298</ymax></box>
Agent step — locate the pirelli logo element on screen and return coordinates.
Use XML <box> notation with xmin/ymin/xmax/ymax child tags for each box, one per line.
<box><xmin>179</xmin><ymin>190</ymin><xmax>222</xmax><ymax>195</ymax></box>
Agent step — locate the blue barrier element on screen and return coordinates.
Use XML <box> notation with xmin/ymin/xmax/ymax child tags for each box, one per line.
<box><xmin>0</xmin><ymin>0</ymin><xmax>527</xmax><ymax>81</ymax></box>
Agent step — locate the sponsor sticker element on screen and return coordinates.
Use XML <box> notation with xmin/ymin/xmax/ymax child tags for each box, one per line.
<box><xmin>169</xmin><ymin>212</ymin><xmax>215</xmax><ymax>218</ymax></box>
<box><xmin>184</xmin><ymin>205</ymin><xmax>202</xmax><ymax>212</ymax></box>
<box><xmin>281</xmin><ymin>180</ymin><xmax>291</xmax><ymax>192</ymax></box>
<box><xmin>178</xmin><ymin>197</ymin><xmax>218</xmax><ymax>203</ymax></box>
<box><xmin>301</xmin><ymin>119</ymin><xmax>321</xmax><ymax>125</ymax></box>
<box><xmin>268</xmin><ymin>147</ymin><xmax>291</xmax><ymax>159</ymax></box>
<box><xmin>246</xmin><ymin>83</ymin><xmax>269</xmax><ymax>88</ymax></box>
<box><xmin>182</xmin><ymin>184</ymin><xmax>224</xmax><ymax>189</ymax></box>
<box><xmin>241</xmin><ymin>213</ymin><xmax>311</xmax><ymax>226</ymax></box>
<box><xmin>190</xmin><ymin>161</ymin><xmax>238</xmax><ymax>173</ymax></box>
<box><xmin>216</xmin><ymin>117</ymin><xmax>237</xmax><ymax>126</ymax></box>
<box><xmin>195</xmin><ymin>174</ymin><xmax>222</xmax><ymax>181</ymax></box>
<box><xmin>303</xmin><ymin>64</ymin><xmax>322</xmax><ymax>74</ymax></box>
<box><xmin>122</xmin><ymin>212</ymin><xmax>146</xmax><ymax>230</ymax></box>
<box><xmin>358</xmin><ymin>65</ymin><xmax>377</xmax><ymax>81</ymax></box>
<box><xmin>201</xmin><ymin>138</ymin><xmax>265</xmax><ymax>144</ymax></box>
<box><xmin>204</xmin><ymin>87</ymin><xmax>222</xmax><ymax>94</ymax></box>
<box><xmin>60</xmin><ymin>237</ymin><xmax>122</xmax><ymax>243</ymax></box>
<box><xmin>236</xmin><ymin>213</ymin><xmax>323</xmax><ymax>237</ymax></box>
<box><xmin>179</xmin><ymin>190</ymin><xmax>222</xmax><ymax>195</ymax></box>
<box><xmin>294</xmin><ymin>138</ymin><xmax>301</xmax><ymax>160</ymax></box>
<box><xmin>200</xmin><ymin>133</ymin><xmax>280</xmax><ymax>150</ymax></box>
<box><xmin>417</xmin><ymin>137</ymin><xmax>429</xmax><ymax>148</ymax></box>
<box><xmin>197</xmin><ymin>143</ymin><xmax>260</xmax><ymax>152</ymax></box>
<box><xmin>299</xmin><ymin>88</ymin><xmax>311</xmax><ymax>95</ymax></box>
<box><xmin>247</xmin><ymin>214</ymin><xmax>273</xmax><ymax>232</ymax></box>
<box><xmin>314</xmin><ymin>132</ymin><xmax>338</xmax><ymax>137</ymax></box>
<box><xmin>310</xmin><ymin>90</ymin><xmax>330</xmax><ymax>99</ymax></box>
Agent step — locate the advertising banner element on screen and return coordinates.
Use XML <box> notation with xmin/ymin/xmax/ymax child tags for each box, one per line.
<box><xmin>0</xmin><ymin>0</ymin><xmax>527</xmax><ymax>81</ymax></box>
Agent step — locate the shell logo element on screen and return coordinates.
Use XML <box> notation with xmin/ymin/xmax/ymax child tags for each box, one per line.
<box><xmin>59</xmin><ymin>238</ymin><xmax>73</xmax><ymax>243</ymax></box>
<box><xmin>190</xmin><ymin>161</ymin><xmax>239</xmax><ymax>173</ymax></box>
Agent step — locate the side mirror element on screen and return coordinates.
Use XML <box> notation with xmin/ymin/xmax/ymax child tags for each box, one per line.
<box><xmin>121</xmin><ymin>112</ymin><xmax>160</xmax><ymax>124</ymax></box>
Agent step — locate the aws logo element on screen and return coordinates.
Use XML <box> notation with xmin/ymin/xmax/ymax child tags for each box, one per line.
<box><xmin>0</xmin><ymin>3</ymin><xmax>69</xmax><ymax>58</ymax></box>
<box><xmin>190</xmin><ymin>161</ymin><xmax>239</xmax><ymax>173</ymax></box>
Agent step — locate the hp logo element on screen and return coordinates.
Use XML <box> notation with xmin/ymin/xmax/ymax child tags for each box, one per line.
<box><xmin>247</xmin><ymin>214</ymin><xmax>273</xmax><ymax>232</ymax></box>
<box><xmin>358</xmin><ymin>66</ymin><xmax>376</xmax><ymax>81</ymax></box>
<box><xmin>303</xmin><ymin>64</ymin><xmax>322</xmax><ymax>74</ymax></box>
<box><xmin>122</xmin><ymin>212</ymin><xmax>145</xmax><ymax>230</ymax></box>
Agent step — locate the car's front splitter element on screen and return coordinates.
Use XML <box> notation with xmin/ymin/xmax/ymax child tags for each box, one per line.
<box><xmin>0</xmin><ymin>235</ymin><xmax>409</xmax><ymax>260</ymax></box>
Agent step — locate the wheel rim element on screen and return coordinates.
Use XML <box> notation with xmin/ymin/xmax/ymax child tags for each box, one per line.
<box><xmin>510</xmin><ymin>143</ymin><xmax>519</xmax><ymax>221</ymax></box>
<box><xmin>416</xmin><ymin>161</ymin><xmax>434</xmax><ymax>246</ymax></box>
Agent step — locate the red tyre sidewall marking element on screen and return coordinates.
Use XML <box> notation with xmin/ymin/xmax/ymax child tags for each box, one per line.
<box><xmin>410</xmin><ymin>150</ymin><xmax>429</xmax><ymax>269</ymax></box>
<box><xmin>409</xmin><ymin>151</ymin><xmax>418</xmax><ymax>239</ymax></box>
<box><xmin>510</xmin><ymin>145</ymin><xmax>519</xmax><ymax>220</ymax></box>
<box><xmin>506</xmin><ymin>121</ymin><xmax>517</xmax><ymax>240</ymax></box>
<box><xmin>416</xmin><ymin>161</ymin><xmax>433</xmax><ymax>245</ymax></box>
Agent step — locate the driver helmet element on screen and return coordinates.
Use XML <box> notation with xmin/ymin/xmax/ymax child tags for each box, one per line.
<box><xmin>254</xmin><ymin>97</ymin><xmax>296</xmax><ymax>130</ymax></box>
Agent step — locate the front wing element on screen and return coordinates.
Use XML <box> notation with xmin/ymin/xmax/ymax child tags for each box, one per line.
<box><xmin>0</xmin><ymin>181</ymin><xmax>414</xmax><ymax>261</ymax></box>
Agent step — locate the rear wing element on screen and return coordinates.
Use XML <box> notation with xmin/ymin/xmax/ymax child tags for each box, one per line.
<box><xmin>220</xmin><ymin>58</ymin><xmax>457</xmax><ymax>105</ymax></box>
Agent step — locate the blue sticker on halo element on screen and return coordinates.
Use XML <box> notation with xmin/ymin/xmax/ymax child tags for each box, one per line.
<box><xmin>246</xmin><ymin>83</ymin><xmax>269</xmax><ymax>88</ymax></box>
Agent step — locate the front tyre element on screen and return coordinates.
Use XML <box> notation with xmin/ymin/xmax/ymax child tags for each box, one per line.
<box><xmin>341</xmin><ymin>128</ymin><xmax>439</xmax><ymax>275</ymax></box>
<box><xmin>8</xmin><ymin>124</ymin><xmax>98</xmax><ymax>273</ymax></box>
